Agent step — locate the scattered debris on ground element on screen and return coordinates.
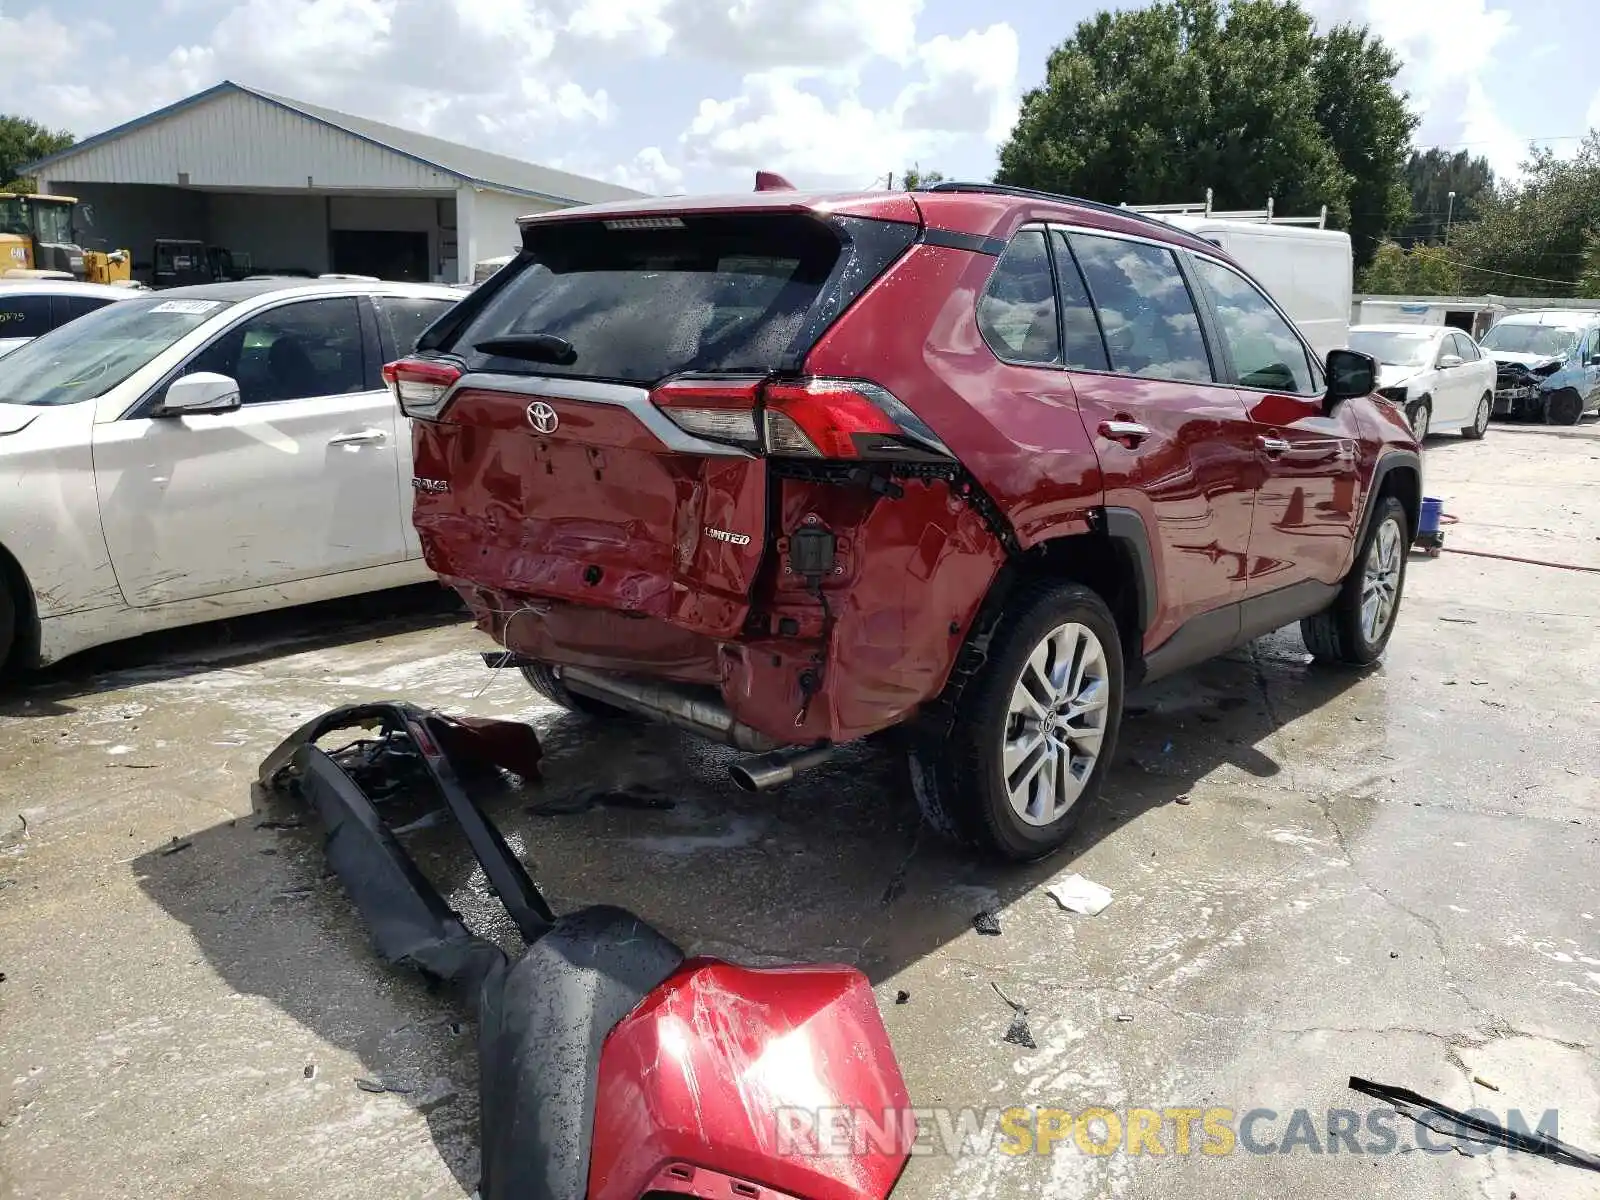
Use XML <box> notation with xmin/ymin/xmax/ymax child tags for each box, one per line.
<box><xmin>992</xmin><ymin>983</ymin><xmax>1036</xmax><ymax>1050</ymax></box>
<box><xmin>1047</xmin><ymin>874</ymin><xmax>1113</xmax><ymax>916</ymax></box>
<box><xmin>972</xmin><ymin>910</ymin><xmax>1003</xmax><ymax>937</ymax></box>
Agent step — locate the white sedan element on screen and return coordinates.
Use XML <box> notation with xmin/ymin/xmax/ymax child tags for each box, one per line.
<box><xmin>1348</xmin><ymin>324</ymin><xmax>1498</xmax><ymax>441</ymax></box>
<box><xmin>0</xmin><ymin>278</ymin><xmax>461</xmax><ymax>671</ymax></box>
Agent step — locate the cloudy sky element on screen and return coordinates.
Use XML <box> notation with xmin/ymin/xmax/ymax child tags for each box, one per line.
<box><xmin>0</xmin><ymin>0</ymin><xmax>1585</xmax><ymax>195</ymax></box>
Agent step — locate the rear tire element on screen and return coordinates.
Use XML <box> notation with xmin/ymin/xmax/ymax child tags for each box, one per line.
<box><xmin>905</xmin><ymin>581</ymin><xmax>1125</xmax><ymax>862</ymax></box>
<box><xmin>1546</xmin><ymin>388</ymin><xmax>1583</xmax><ymax>426</ymax></box>
<box><xmin>1462</xmin><ymin>392</ymin><xmax>1491</xmax><ymax>439</ymax></box>
<box><xmin>519</xmin><ymin>663</ymin><xmax>630</xmax><ymax>719</ymax></box>
<box><xmin>1302</xmin><ymin>495</ymin><xmax>1409</xmax><ymax>667</ymax></box>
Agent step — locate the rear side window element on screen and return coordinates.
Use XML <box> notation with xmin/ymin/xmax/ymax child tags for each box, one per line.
<box><xmin>1191</xmin><ymin>257</ymin><xmax>1314</xmax><ymax>394</ymax></box>
<box><xmin>0</xmin><ymin>294</ymin><xmax>51</xmax><ymax>339</ymax></box>
<box><xmin>1069</xmin><ymin>234</ymin><xmax>1213</xmax><ymax>383</ymax></box>
<box><xmin>1050</xmin><ymin>232</ymin><xmax>1111</xmax><ymax>371</ymax></box>
<box><xmin>375</xmin><ymin>295</ymin><xmax>455</xmax><ymax>355</ymax></box>
<box><xmin>1453</xmin><ymin>332</ymin><xmax>1479</xmax><ymax>361</ymax></box>
<box><xmin>977</xmin><ymin>230</ymin><xmax>1060</xmax><ymax>365</ymax></box>
<box><xmin>457</xmin><ymin>214</ymin><xmax>844</xmax><ymax>385</ymax></box>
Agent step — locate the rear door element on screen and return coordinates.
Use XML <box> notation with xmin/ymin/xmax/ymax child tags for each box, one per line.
<box><xmin>409</xmin><ymin>212</ymin><xmax>890</xmax><ymax>639</ymax></box>
<box><xmin>1189</xmin><ymin>254</ymin><xmax>1362</xmax><ymax>592</ymax></box>
<box><xmin>1062</xmin><ymin>229</ymin><xmax>1259</xmax><ymax>645</ymax></box>
<box><xmin>93</xmin><ymin>295</ymin><xmax>409</xmax><ymax>606</ymax></box>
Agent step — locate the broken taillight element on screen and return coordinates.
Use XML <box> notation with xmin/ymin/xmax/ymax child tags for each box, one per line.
<box><xmin>650</xmin><ymin>376</ymin><xmax>951</xmax><ymax>462</ymax></box>
<box><xmin>383</xmin><ymin>358</ymin><xmax>463</xmax><ymax>420</ymax></box>
<box><xmin>649</xmin><ymin>377</ymin><xmax>764</xmax><ymax>450</ymax></box>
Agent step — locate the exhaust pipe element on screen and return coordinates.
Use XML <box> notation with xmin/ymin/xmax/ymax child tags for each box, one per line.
<box><xmin>559</xmin><ymin>666</ymin><xmax>779</xmax><ymax>754</ymax></box>
<box><xmin>729</xmin><ymin>744</ymin><xmax>837</xmax><ymax>793</ymax></box>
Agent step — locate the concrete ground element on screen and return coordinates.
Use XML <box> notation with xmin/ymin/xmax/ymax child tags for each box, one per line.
<box><xmin>2</xmin><ymin>421</ymin><xmax>1598</xmax><ymax>1200</ymax></box>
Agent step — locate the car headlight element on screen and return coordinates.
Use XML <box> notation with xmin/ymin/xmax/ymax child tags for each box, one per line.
<box><xmin>1377</xmin><ymin>386</ymin><xmax>1408</xmax><ymax>403</ymax></box>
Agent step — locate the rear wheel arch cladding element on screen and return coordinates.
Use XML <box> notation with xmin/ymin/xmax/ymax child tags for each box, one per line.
<box><xmin>1017</xmin><ymin>524</ymin><xmax>1148</xmax><ymax>670</ymax></box>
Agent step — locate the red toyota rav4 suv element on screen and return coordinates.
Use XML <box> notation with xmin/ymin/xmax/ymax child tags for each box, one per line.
<box><xmin>391</xmin><ymin>182</ymin><xmax>1420</xmax><ymax>861</ymax></box>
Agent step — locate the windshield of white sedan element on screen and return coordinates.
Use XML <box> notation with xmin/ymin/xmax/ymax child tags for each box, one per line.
<box><xmin>0</xmin><ymin>297</ymin><xmax>224</xmax><ymax>406</ymax></box>
<box><xmin>1479</xmin><ymin>323</ymin><xmax>1579</xmax><ymax>358</ymax></box>
<box><xmin>1348</xmin><ymin>330</ymin><xmax>1435</xmax><ymax>367</ymax></box>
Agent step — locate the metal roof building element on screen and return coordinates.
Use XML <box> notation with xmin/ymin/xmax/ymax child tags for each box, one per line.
<box><xmin>24</xmin><ymin>81</ymin><xmax>646</xmax><ymax>284</ymax></box>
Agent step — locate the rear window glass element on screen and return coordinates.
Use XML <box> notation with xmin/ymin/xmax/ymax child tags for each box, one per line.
<box><xmin>456</xmin><ymin>214</ymin><xmax>842</xmax><ymax>385</ymax></box>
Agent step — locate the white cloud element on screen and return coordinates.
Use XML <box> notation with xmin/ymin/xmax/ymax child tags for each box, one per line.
<box><xmin>1306</xmin><ymin>0</ymin><xmax>1524</xmax><ymax>176</ymax></box>
<box><xmin>608</xmin><ymin>146</ymin><xmax>685</xmax><ymax>193</ymax></box>
<box><xmin>900</xmin><ymin>24</ymin><xmax>1019</xmax><ymax>142</ymax></box>
<box><xmin>565</xmin><ymin>0</ymin><xmax>673</xmax><ymax>55</ymax></box>
<box><xmin>680</xmin><ymin>19</ymin><xmax>1019</xmax><ymax>187</ymax></box>
<box><xmin>669</xmin><ymin>0</ymin><xmax>923</xmax><ymax>68</ymax></box>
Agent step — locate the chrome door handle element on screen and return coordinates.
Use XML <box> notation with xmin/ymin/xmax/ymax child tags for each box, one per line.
<box><xmin>1259</xmin><ymin>435</ymin><xmax>1291</xmax><ymax>455</ymax></box>
<box><xmin>329</xmin><ymin>428</ymin><xmax>388</xmax><ymax>446</ymax></box>
<box><xmin>1099</xmin><ymin>419</ymin><xmax>1151</xmax><ymax>445</ymax></box>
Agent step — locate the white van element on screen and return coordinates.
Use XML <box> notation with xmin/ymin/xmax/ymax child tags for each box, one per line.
<box><xmin>1158</xmin><ymin>217</ymin><xmax>1353</xmax><ymax>359</ymax></box>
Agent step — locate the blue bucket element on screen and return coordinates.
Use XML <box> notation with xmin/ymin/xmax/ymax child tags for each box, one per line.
<box><xmin>1419</xmin><ymin>496</ymin><xmax>1444</xmax><ymax>538</ymax></box>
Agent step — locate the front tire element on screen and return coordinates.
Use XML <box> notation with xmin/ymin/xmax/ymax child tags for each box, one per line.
<box><xmin>1302</xmin><ymin>495</ymin><xmax>1409</xmax><ymax>666</ymax></box>
<box><xmin>1462</xmin><ymin>392</ymin><xmax>1491</xmax><ymax>439</ymax></box>
<box><xmin>906</xmin><ymin>581</ymin><xmax>1125</xmax><ymax>861</ymax></box>
<box><xmin>1406</xmin><ymin>397</ymin><xmax>1432</xmax><ymax>442</ymax></box>
<box><xmin>519</xmin><ymin>663</ymin><xmax>630</xmax><ymax>719</ymax></box>
<box><xmin>1546</xmin><ymin>388</ymin><xmax>1583</xmax><ymax>426</ymax></box>
<box><xmin>0</xmin><ymin>574</ymin><xmax>14</xmax><ymax>673</ymax></box>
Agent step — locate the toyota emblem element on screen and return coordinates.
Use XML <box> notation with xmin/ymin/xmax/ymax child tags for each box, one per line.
<box><xmin>526</xmin><ymin>401</ymin><xmax>559</xmax><ymax>434</ymax></box>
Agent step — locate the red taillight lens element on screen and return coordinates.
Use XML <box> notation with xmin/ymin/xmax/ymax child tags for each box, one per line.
<box><xmin>650</xmin><ymin>377</ymin><xmax>763</xmax><ymax>449</ymax></box>
<box><xmin>650</xmin><ymin>375</ymin><xmax>951</xmax><ymax>462</ymax></box>
<box><xmin>764</xmin><ymin>380</ymin><xmax>902</xmax><ymax>459</ymax></box>
<box><xmin>383</xmin><ymin>358</ymin><xmax>462</xmax><ymax>420</ymax></box>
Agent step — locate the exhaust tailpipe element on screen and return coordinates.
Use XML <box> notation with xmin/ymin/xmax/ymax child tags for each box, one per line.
<box><xmin>559</xmin><ymin>666</ymin><xmax>779</xmax><ymax>754</ymax></box>
<box><xmin>729</xmin><ymin>744</ymin><xmax>837</xmax><ymax>792</ymax></box>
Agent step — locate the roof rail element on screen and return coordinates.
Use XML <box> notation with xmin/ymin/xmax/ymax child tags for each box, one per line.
<box><xmin>924</xmin><ymin>181</ymin><xmax>1199</xmax><ymax>240</ymax></box>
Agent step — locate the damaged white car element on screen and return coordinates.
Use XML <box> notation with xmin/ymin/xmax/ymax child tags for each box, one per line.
<box><xmin>1348</xmin><ymin>324</ymin><xmax>1497</xmax><ymax>441</ymax></box>
<box><xmin>0</xmin><ymin>278</ymin><xmax>459</xmax><ymax>672</ymax></box>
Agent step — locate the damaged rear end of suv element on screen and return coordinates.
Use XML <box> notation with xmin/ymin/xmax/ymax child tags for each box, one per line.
<box><xmin>398</xmin><ymin>193</ymin><xmax>1018</xmax><ymax>806</ymax></box>
<box><xmin>396</xmin><ymin>182</ymin><xmax>1417</xmax><ymax>861</ymax></box>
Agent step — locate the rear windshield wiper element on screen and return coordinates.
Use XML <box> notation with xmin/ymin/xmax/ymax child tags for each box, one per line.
<box><xmin>473</xmin><ymin>333</ymin><xmax>577</xmax><ymax>367</ymax></box>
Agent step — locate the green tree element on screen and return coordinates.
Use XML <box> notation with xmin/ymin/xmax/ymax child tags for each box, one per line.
<box><xmin>1356</xmin><ymin>240</ymin><xmax>1463</xmax><ymax>295</ymax></box>
<box><xmin>901</xmin><ymin>165</ymin><xmax>945</xmax><ymax>190</ymax></box>
<box><xmin>1577</xmin><ymin>231</ymin><xmax>1600</xmax><ymax>299</ymax></box>
<box><xmin>1449</xmin><ymin>135</ymin><xmax>1600</xmax><ymax>296</ymax></box>
<box><xmin>1400</xmin><ymin>149</ymin><xmax>1494</xmax><ymax>246</ymax></box>
<box><xmin>0</xmin><ymin>115</ymin><xmax>74</xmax><ymax>191</ymax></box>
<box><xmin>995</xmin><ymin>0</ymin><xmax>1416</xmax><ymax>266</ymax></box>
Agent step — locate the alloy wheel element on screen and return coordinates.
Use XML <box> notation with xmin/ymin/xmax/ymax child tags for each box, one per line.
<box><xmin>1361</xmin><ymin>517</ymin><xmax>1404</xmax><ymax>644</ymax></box>
<box><xmin>1473</xmin><ymin>395</ymin><xmax>1490</xmax><ymax>435</ymax></box>
<box><xmin>1002</xmin><ymin>622</ymin><xmax>1110</xmax><ymax>826</ymax></box>
<box><xmin>1411</xmin><ymin>404</ymin><xmax>1430</xmax><ymax>442</ymax></box>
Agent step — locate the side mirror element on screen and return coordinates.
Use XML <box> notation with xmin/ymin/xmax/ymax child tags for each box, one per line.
<box><xmin>1324</xmin><ymin>348</ymin><xmax>1376</xmax><ymax>411</ymax></box>
<box><xmin>1588</xmin><ymin>354</ymin><xmax>1600</xmax><ymax>367</ymax></box>
<box><xmin>1438</xmin><ymin>354</ymin><xmax>1464</xmax><ymax>369</ymax></box>
<box><xmin>159</xmin><ymin>372</ymin><xmax>240</xmax><ymax>416</ymax></box>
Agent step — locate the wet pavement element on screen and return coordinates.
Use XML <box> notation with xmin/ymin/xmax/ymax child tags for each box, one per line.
<box><xmin>2</xmin><ymin>422</ymin><xmax>1598</xmax><ymax>1199</ymax></box>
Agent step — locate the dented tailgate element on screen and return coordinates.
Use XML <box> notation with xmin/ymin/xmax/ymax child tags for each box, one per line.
<box><xmin>413</xmin><ymin>377</ymin><xmax>767</xmax><ymax>640</ymax></box>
